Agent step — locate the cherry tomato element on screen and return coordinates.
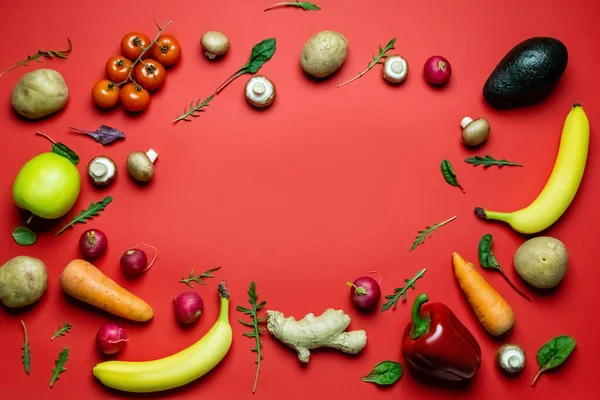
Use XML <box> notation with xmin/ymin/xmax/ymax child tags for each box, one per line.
<box><xmin>119</xmin><ymin>83</ymin><xmax>150</xmax><ymax>112</ymax></box>
<box><xmin>151</xmin><ymin>34</ymin><xmax>181</xmax><ymax>66</ymax></box>
<box><xmin>91</xmin><ymin>80</ymin><xmax>120</xmax><ymax>109</ymax></box>
<box><xmin>121</xmin><ymin>32</ymin><xmax>151</xmax><ymax>60</ymax></box>
<box><xmin>134</xmin><ymin>59</ymin><xmax>166</xmax><ymax>91</ymax></box>
<box><xmin>105</xmin><ymin>56</ymin><xmax>133</xmax><ymax>83</ymax></box>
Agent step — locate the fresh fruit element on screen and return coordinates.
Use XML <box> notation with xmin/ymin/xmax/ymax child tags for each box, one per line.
<box><xmin>151</xmin><ymin>34</ymin><xmax>181</xmax><ymax>66</ymax></box>
<box><xmin>92</xmin><ymin>79</ymin><xmax>120</xmax><ymax>109</ymax></box>
<box><xmin>483</xmin><ymin>37</ymin><xmax>568</xmax><ymax>109</ymax></box>
<box><xmin>300</xmin><ymin>31</ymin><xmax>348</xmax><ymax>78</ymax></box>
<box><xmin>514</xmin><ymin>236</ymin><xmax>567</xmax><ymax>289</ymax></box>
<box><xmin>119</xmin><ymin>83</ymin><xmax>150</xmax><ymax>112</ymax></box>
<box><xmin>121</xmin><ymin>32</ymin><xmax>151</xmax><ymax>60</ymax></box>
<box><xmin>13</xmin><ymin>152</ymin><xmax>81</xmax><ymax>219</ymax></box>
<box><xmin>105</xmin><ymin>56</ymin><xmax>133</xmax><ymax>82</ymax></box>
<box><xmin>134</xmin><ymin>59</ymin><xmax>166</xmax><ymax>90</ymax></box>
<box><xmin>475</xmin><ymin>104</ymin><xmax>589</xmax><ymax>234</ymax></box>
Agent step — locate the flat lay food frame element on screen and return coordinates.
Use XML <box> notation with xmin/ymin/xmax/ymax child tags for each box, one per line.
<box><xmin>0</xmin><ymin>0</ymin><xmax>598</xmax><ymax>399</ymax></box>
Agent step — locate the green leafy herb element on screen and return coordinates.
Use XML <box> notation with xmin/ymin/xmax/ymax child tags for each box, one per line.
<box><xmin>361</xmin><ymin>361</ymin><xmax>403</xmax><ymax>386</ymax></box>
<box><xmin>441</xmin><ymin>159</ymin><xmax>464</xmax><ymax>193</ymax></box>
<box><xmin>478</xmin><ymin>234</ymin><xmax>531</xmax><ymax>302</ymax></box>
<box><xmin>49</xmin><ymin>348</ymin><xmax>69</xmax><ymax>388</ymax></box>
<box><xmin>532</xmin><ymin>335</ymin><xmax>576</xmax><ymax>386</ymax></box>
<box><xmin>56</xmin><ymin>196</ymin><xmax>113</xmax><ymax>236</ymax></box>
<box><xmin>237</xmin><ymin>282</ymin><xmax>267</xmax><ymax>393</ymax></box>
<box><xmin>173</xmin><ymin>94</ymin><xmax>215</xmax><ymax>123</ymax></box>
<box><xmin>51</xmin><ymin>323</ymin><xmax>72</xmax><ymax>341</ymax></box>
<box><xmin>179</xmin><ymin>267</ymin><xmax>222</xmax><ymax>288</ymax></box>
<box><xmin>381</xmin><ymin>269</ymin><xmax>426</xmax><ymax>311</ymax></box>
<box><xmin>12</xmin><ymin>226</ymin><xmax>36</xmax><ymax>246</ymax></box>
<box><xmin>465</xmin><ymin>155</ymin><xmax>522</xmax><ymax>168</ymax></box>
<box><xmin>21</xmin><ymin>320</ymin><xmax>31</xmax><ymax>375</ymax></box>
<box><xmin>409</xmin><ymin>215</ymin><xmax>457</xmax><ymax>251</ymax></box>
<box><xmin>338</xmin><ymin>38</ymin><xmax>396</xmax><ymax>88</ymax></box>
<box><xmin>264</xmin><ymin>1</ymin><xmax>321</xmax><ymax>11</ymax></box>
<box><xmin>0</xmin><ymin>39</ymin><xmax>72</xmax><ymax>79</ymax></box>
<box><xmin>215</xmin><ymin>38</ymin><xmax>277</xmax><ymax>94</ymax></box>
<box><xmin>36</xmin><ymin>131</ymin><xmax>79</xmax><ymax>165</ymax></box>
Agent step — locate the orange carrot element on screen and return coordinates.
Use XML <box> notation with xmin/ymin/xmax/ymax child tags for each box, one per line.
<box><xmin>452</xmin><ymin>252</ymin><xmax>514</xmax><ymax>336</ymax></box>
<box><xmin>59</xmin><ymin>259</ymin><xmax>153</xmax><ymax>322</ymax></box>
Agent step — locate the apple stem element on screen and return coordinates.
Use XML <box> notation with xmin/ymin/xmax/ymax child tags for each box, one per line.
<box><xmin>26</xmin><ymin>214</ymin><xmax>33</xmax><ymax>225</ymax></box>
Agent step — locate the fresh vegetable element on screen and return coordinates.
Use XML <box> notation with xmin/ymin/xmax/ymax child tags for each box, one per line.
<box><xmin>21</xmin><ymin>320</ymin><xmax>30</xmax><ymax>375</ymax></box>
<box><xmin>12</xmin><ymin>226</ymin><xmax>36</xmax><ymax>246</ymax></box>
<box><xmin>245</xmin><ymin>75</ymin><xmax>276</xmax><ymax>108</ymax></box>
<box><xmin>92</xmin><ymin>282</ymin><xmax>232</xmax><ymax>393</ymax></box>
<box><xmin>475</xmin><ymin>104</ymin><xmax>589</xmax><ymax>234</ymax></box>
<box><xmin>382</xmin><ymin>54</ymin><xmax>409</xmax><ymax>84</ymax></box>
<box><xmin>360</xmin><ymin>361</ymin><xmax>402</xmax><ymax>386</ymax></box>
<box><xmin>300</xmin><ymin>31</ymin><xmax>348</xmax><ymax>79</ymax></box>
<box><xmin>91</xmin><ymin>80</ymin><xmax>120</xmax><ymax>109</ymax></box>
<box><xmin>51</xmin><ymin>323</ymin><xmax>72</xmax><ymax>341</ymax></box>
<box><xmin>483</xmin><ymin>37</ymin><xmax>568</xmax><ymax>109</ymax></box>
<box><xmin>59</xmin><ymin>259</ymin><xmax>154</xmax><ymax>322</ymax></box>
<box><xmin>0</xmin><ymin>256</ymin><xmax>48</xmax><ymax>308</ymax></box>
<box><xmin>119</xmin><ymin>83</ymin><xmax>151</xmax><ymax>112</ymax></box>
<box><xmin>79</xmin><ymin>229</ymin><xmax>108</xmax><ymax>260</ymax></box>
<box><xmin>338</xmin><ymin>38</ymin><xmax>396</xmax><ymax>88</ymax></box>
<box><xmin>87</xmin><ymin>156</ymin><xmax>117</xmax><ymax>187</ymax></box>
<box><xmin>0</xmin><ymin>39</ymin><xmax>72</xmax><ymax>79</ymax></box>
<box><xmin>56</xmin><ymin>196</ymin><xmax>113</xmax><ymax>236</ymax></box>
<box><xmin>478</xmin><ymin>234</ymin><xmax>531</xmax><ymax>301</ymax></box>
<box><xmin>514</xmin><ymin>236</ymin><xmax>567</xmax><ymax>289</ymax></box>
<box><xmin>441</xmin><ymin>159</ymin><xmax>465</xmax><ymax>193</ymax></box>
<box><xmin>237</xmin><ymin>281</ymin><xmax>267</xmax><ymax>393</ymax></box>
<box><xmin>49</xmin><ymin>348</ymin><xmax>69</xmax><ymax>388</ymax></box>
<box><xmin>105</xmin><ymin>56</ymin><xmax>132</xmax><ymax>83</ymax></box>
<box><xmin>200</xmin><ymin>31</ymin><xmax>230</xmax><ymax>60</ymax></box>
<box><xmin>69</xmin><ymin>125</ymin><xmax>126</xmax><ymax>146</ymax></box>
<box><xmin>126</xmin><ymin>149</ymin><xmax>158</xmax><ymax>182</ymax></box>
<box><xmin>401</xmin><ymin>293</ymin><xmax>481</xmax><ymax>382</ymax></box>
<box><xmin>134</xmin><ymin>59</ymin><xmax>166</xmax><ymax>90</ymax></box>
<box><xmin>179</xmin><ymin>267</ymin><xmax>221</xmax><ymax>288</ymax></box>
<box><xmin>96</xmin><ymin>323</ymin><xmax>128</xmax><ymax>355</ymax></box>
<box><xmin>347</xmin><ymin>273</ymin><xmax>381</xmax><ymax>311</ymax></box>
<box><xmin>423</xmin><ymin>55</ymin><xmax>452</xmax><ymax>86</ymax></box>
<box><xmin>452</xmin><ymin>252</ymin><xmax>515</xmax><ymax>336</ymax></box>
<box><xmin>151</xmin><ymin>34</ymin><xmax>181</xmax><ymax>66</ymax></box>
<box><xmin>465</xmin><ymin>155</ymin><xmax>522</xmax><ymax>168</ymax></box>
<box><xmin>36</xmin><ymin>131</ymin><xmax>79</xmax><ymax>165</ymax></box>
<box><xmin>461</xmin><ymin>117</ymin><xmax>490</xmax><ymax>146</ymax></box>
<box><xmin>120</xmin><ymin>244</ymin><xmax>158</xmax><ymax>278</ymax></box>
<box><xmin>264</xmin><ymin>1</ymin><xmax>321</xmax><ymax>11</ymax></box>
<box><xmin>12</xmin><ymin>69</ymin><xmax>68</xmax><ymax>119</ymax></box>
<box><xmin>266</xmin><ymin>308</ymin><xmax>367</xmax><ymax>363</ymax></box>
<box><xmin>497</xmin><ymin>344</ymin><xmax>526</xmax><ymax>374</ymax></box>
<box><xmin>174</xmin><ymin>291</ymin><xmax>204</xmax><ymax>324</ymax></box>
<box><xmin>409</xmin><ymin>215</ymin><xmax>457</xmax><ymax>251</ymax></box>
<box><xmin>173</xmin><ymin>95</ymin><xmax>215</xmax><ymax>122</ymax></box>
<box><xmin>381</xmin><ymin>268</ymin><xmax>426</xmax><ymax>311</ymax></box>
<box><xmin>215</xmin><ymin>38</ymin><xmax>276</xmax><ymax>93</ymax></box>
<box><xmin>532</xmin><ymin>335</ymin><xmax>576</xmax><ymax>386</ymax></box>
<box><xmin>120</xmin><ymin>32</ymin><xmax>151</xmax><ymax>60</ymax></box>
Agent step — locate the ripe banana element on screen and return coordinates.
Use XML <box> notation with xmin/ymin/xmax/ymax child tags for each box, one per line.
<box><xmin>475</xmin><ymin>103</ymin><xmax>589</xmax><ymax>234</ymax></box>
<box><xmin>92</xmin><ymin>282</ymin><xmax>232</xmax><ymax>393</ymax></box>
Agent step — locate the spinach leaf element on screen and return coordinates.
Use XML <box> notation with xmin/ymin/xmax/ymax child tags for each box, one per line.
<box><xmin>478</xmin><ymin>234</ymin><xmax>500</xmax><ymax>270</ymax></box>
<box><xmin>245</xmin><ymin>38</ymin><xmax>277</xmax><ymax>73</ymax></box>
<box><xmin>12</xmin><ymin>226</ymin><xmax>36</xmax><ymax>246</ymax></box>
<box><xmin>532</xmin><ymin>335</ymin><xmax>576</xmax><ymax>386</ymax></box>
<box><xmin>52</xmin><ymin>142</ymin><xmax>79</xmax><ymax>165</ymax></box>
<box><xmin>440</xmin><ymin>159</ymin><xmax>465</xmax><ymax>193</ymax></box>
<box><xmin>361</xmin><ymin>361</ymin><xmax>402</xmax><ymax>386</ymax></box>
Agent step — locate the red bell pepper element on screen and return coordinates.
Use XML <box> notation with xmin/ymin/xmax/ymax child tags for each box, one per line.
<box><xmin>401</xmin><ymin>293</ymin><xmax>481</xmax><ymax>382</ymax></box>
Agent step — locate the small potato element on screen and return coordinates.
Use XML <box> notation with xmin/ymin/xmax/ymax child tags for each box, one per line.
<box><xmin>11</xmin><ymin>69</ymin><xmax>69</xmax><ymax>120</ymax></box>
<box><xmin>301</xmin><ymin>31</ymin><xmax>348</xmax><ymax>78</ymax></box>
<box><xmin>0</xmin><ymin>256</ymin><xmax>48</xmax><ymax>308</ymax></box>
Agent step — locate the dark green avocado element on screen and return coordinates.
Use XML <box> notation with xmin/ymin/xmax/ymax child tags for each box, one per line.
<box><xmin>483</xmin><ymin>37</ymin><xmax>568</xmax><ymax>109</ymax></box>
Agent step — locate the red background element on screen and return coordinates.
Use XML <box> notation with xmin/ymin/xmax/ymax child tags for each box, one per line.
<box><xmin>0</xmin><ymin>0</ymin><xmax>598</xmax><ymax>398</ymax></box>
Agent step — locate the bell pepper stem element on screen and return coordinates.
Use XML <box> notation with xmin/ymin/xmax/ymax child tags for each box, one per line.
<box><xmin>410</xmin><ymin>293</ymin><xmax>431</xmax><ymax>340</ymax></box>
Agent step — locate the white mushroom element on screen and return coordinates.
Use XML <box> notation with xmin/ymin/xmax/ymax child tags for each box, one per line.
<box><xmin>245</xmin><ymin>75</ymin><xmax>276</xmax><ymax>108</ymax></box>
<box><xmin>461</xmin><ymin>117</ymin><xmax>491</xmax><ymax>146</ymax></box>
<box><xmin>88</xmin><ymin>156</ymin><xmax>117</xmax><ymax>187</ymax></box>
<box><xmin>201</xmin><ymin>31</ymin><xmax>230</xmax><ymax>60</ymax></box>
<box><xmin>126</xmin><ymin>149</ymin><xmax>158</xmax><ymax>183</ymax></box>
<box><xmin>383</xmin><ymin>55</ymin><xmax>409</xmax><ymax>84</ymax></box>
<box><xmin>497</xmin><ymin>344</ymin><xmax>526</xmax><ymax>374</ymax></box>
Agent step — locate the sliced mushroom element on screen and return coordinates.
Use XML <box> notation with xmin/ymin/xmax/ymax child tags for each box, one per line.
<box><xmin>461</xmin><ymin>117</ymin><xmax>491</xmax><ymax>146</ymax></box>
<box><xmin>245</xmin><ymin>76</ymin><xmax>276</xmax><ymax>108</ymax></box>
<box><xmin>126</xmin><ymin>148</ymin><xmax>158</xmax><ymax>183</ymax></box>
<box><xmin>383</xmin><ymin>55</ymin><xmax>409</xmax><ymax>84</ymax></box>
<box><xmin>201</xmin><ymin>31</ymin><xmax>230</xmax><ymax>60</ymax></box>
<box><xmin>88</xmin><ymin>156</ymin><xmax>117</xmax><ymax>187</ymax></box>
<box><xmin>497</xmin><ymin>344</ymin><xmax>526</xmax><ymax>374</ymax></box>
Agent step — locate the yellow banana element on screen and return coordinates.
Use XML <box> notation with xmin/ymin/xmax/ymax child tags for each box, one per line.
<box><xmin>92</xmin><ymin>282</ymin><xmax>232</xmax><ymax>393</ymax></box>
<box><xmin>475</xmin><ymin>103</ymin><xmax>590</xmax><ymax>234</ymax></box>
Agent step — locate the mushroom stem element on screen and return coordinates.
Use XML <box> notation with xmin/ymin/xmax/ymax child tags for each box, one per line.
<box><xmin>146</xmin><ymin>149</ymin><xmax>158</xmax><ymax>163</ymax></box>
<box><xmin>253</xmin><ymin>82</ymin><xmax>266</xmax><ymax>95</ymax></box>
<box><xmin>205</xmin><ymin>52</ymin><xmax>217</xmax><ymax>60</ymax></box>
<box><xmin>461</xmin><ymin>117</ymin><xmax>473</xmax><ymax>128</ymax></box>
<box><xmin>90</xmin><ymin>162</ymin><xmax>108</xmax><ymax>178</ymax></box>
<box><xmin>391</xmin><ymin>60</ymin><xmax>404</xmax><ymax>74</ymax></box>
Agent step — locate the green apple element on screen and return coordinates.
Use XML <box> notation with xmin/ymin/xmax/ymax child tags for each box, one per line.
<box><xmin>13</xmin><ymin>152</ymin><xmax>81</xmax><ymax>219</ymax></box>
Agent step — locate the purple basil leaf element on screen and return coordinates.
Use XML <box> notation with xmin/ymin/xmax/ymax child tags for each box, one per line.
<box><xmin>69</xmin><ymin>125</ymin><xmax>126</xmax><ymax>146</ymax></box>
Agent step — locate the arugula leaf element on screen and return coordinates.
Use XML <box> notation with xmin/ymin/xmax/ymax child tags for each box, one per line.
<box><xmin>51</xmin><ymin>323</ymin><xmax>72</xmax><ymax>341</ymax></box>
<box><xmin>179</xmin><ymin>266</ymin><xmax>222</xmax><ymax>288</ymax></box>
<box><xmin>21</xmin><ymin>320</ymin><xmax>31</xmax><ymax>375</ymax></box>
<box><xmin>56</xmin><ymin>196</ymin><xmax>113</xmax><ymax>236</ymax></box>
<box><xmin>532</xmin><ymin>335</ymin><xmax>576</xmax><ymax>386</ymax></box>
<box><xmin>49</xmin><ymin>348</ymin><xmax>69</xmax><ymax>388</ymax></box>
<box><xmin>381</xmin><ymin>269</ymin><xmax>426</xmax><ymax>311</ymax></box>
<box><xmin>409</xmin><ymin>215</ymin><xmax>457</xmax><ymax>251</ymax></box>
<box><xmin>441</xmin><ymin>159</ymin><xmax>465</xmax><ymax>193</ymax></box>
<box><xmin>337</xmin><ymin>38</ymin><xmax>396</xmax><ymax>88</ymax></box>
<box><xmin>12</xmin><ymin>226</ymin><xmax>36</xmax><ymax>246</ymax></box>
<box><xmin>361</xmin><ymin>361</ymin><xmax>402</xmax><ymax>386</ymax></box>
<box><xmin>69</xmin><ymin>125</ymin><xmax>126</xmax><ymax>145</ymax></box>
<box><xmin>215</xmin><ymin>39</ymin><xmax>276</xmax><ymax>93</ymax></box>
<box><xmin>465</xmin><ymin>155</ymin><xmax>522</xmax><ymax>168</ymax></box>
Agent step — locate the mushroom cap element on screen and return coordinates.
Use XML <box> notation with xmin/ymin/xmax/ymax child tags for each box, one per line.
<box><xmin>245</xmin><ymin>75</ymin><xmax>276</xmax><ymax>108</ymax></box>
<box><xmin>88</xmin><ymin>156</ymin><xmax>117</xmax><ymax>186</ymax></box>
<box><xmin>126</xmin><ymin>151</ymin><xmax>154</xmax><ymax>182</ymax></box>
<box><xmin>201</xmin><ymin>31</ymin><xmax>230</xmax><ymax>56</ymax></box>
<box><xmin>462</xmin><ymin>118</ymin><xmax>491</xmax><ymax>146</ymax></box>
<box><xmin>383</xmin><ymin>55</ymin><xmax>409</xmax><ymax>84</ymax></box>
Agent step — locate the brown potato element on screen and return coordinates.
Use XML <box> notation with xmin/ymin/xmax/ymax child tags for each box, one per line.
<box><xmin>300</xmin><ymin>31</ymin><xmax>348</xmax><ymax>78</ymax></box>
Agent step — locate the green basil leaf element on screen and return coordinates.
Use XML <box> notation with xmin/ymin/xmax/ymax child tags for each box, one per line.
<box><xmin>478</xmin><ymin>234</ymin><xmax>500</xmax><ymax>270</ymax></box>
<box><xmin>12</xmin><ymin>226</ymin><xmax>37</xmax><ymax>246</ymax></box>
<box><xmin>244</xmin><ymin>38</ymin><xmax>276</xmax><ymax>74</ymax></box>
<box><xmin>52</xmin><ymin>143</ymin><xmax>80</xmax><ymax>165</ymax></box>
<box><xmin>360</xmin><ymin>361</ymin><xmax>402</xmax><ymax>386</ymax></box>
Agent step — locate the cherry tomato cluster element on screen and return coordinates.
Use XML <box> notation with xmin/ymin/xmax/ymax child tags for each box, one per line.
<box><xmin>92</xmin><ymin>31</ymin><xmax>181</xmax><ymax>112</ymax></box>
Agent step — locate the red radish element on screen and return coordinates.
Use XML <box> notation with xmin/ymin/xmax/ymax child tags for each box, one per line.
<box><xmin>79</xmin><ymin>229</ymin><xmax>108</xmax><ymax>260</ymax></box>
<box><xmin>347</xmin><ymin>273</ymin><xmax>382</xmax><ymax>311</ymax></box>
<box><xmin>120</xmin><ymin>243</ymin><xmax>158</xmax><ymax>278</ymax></box>
<box><xmin>96</xmin><ymin>323</ymin><xmax>128</xmax><ymax>355</ymax></box>
<box><xmin>173</xmin><ymin>291</ymin><xmax>204</xmax><ymax>324</ymax></box>
<box><xmin>424</xmin><ymin>55</ymin><xmax>452</xmax><ymax>86</ymax></box>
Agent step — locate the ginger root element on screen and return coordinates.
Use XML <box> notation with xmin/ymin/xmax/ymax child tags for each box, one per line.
<box><xmin>266</xmin><ymin>308</ymin><xmax>367</xmax><ymax>363</ymax></box>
